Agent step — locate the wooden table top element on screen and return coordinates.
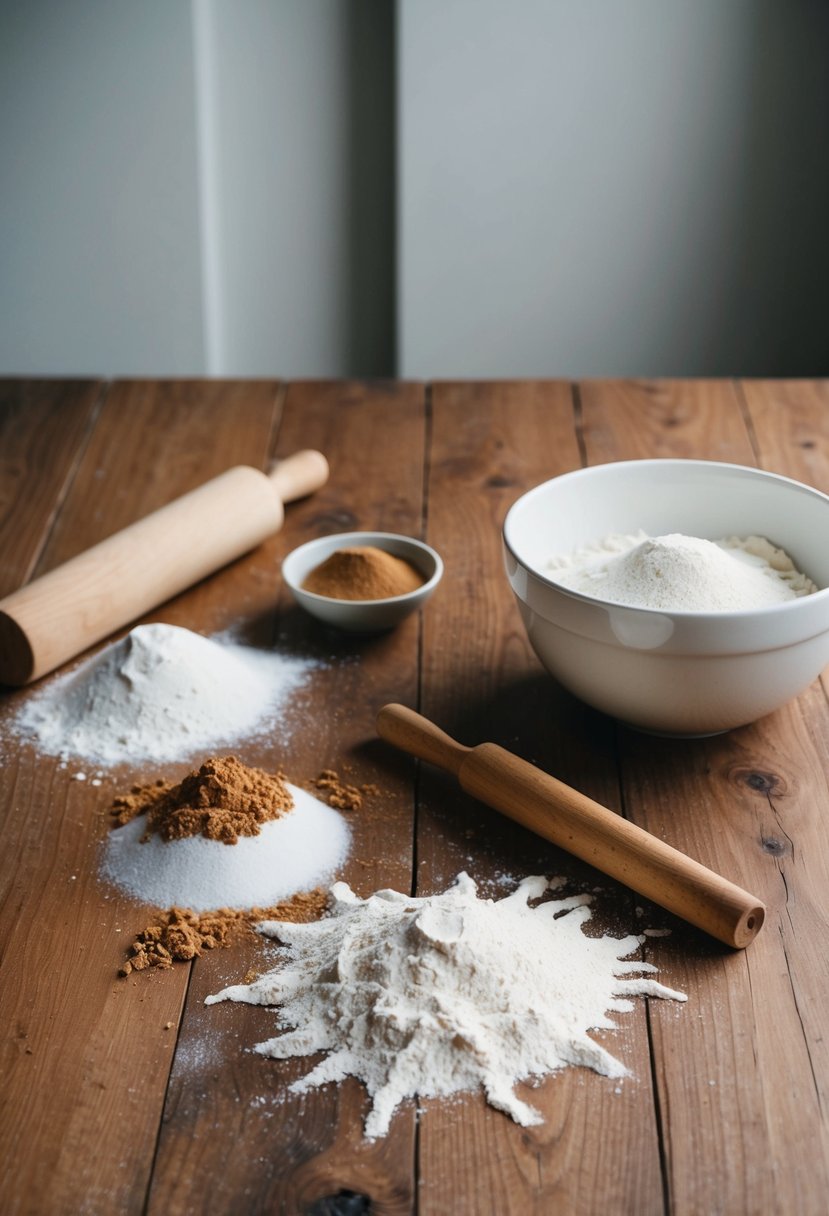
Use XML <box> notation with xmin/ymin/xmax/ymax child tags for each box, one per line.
<box><xmin>1</xmin><ymin>378</ymin><xmax>828</xmax><ymax>1216</ymax></box>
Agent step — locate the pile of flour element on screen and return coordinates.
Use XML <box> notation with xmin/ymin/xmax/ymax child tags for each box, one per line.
<box><xmin>549</xmin><ymin>531</ymin><xmax>818</xmax><ymax>611</ymax></box>
<box><xmin>102</xmin><ymin>784</ymin><xmax>349</xmax><ymax>911</ymax></box>
<box><xmin>13</xmin><ymin>623</ymin><xmax>318</xmax><ymax>765</ymax></box>
<box><xmin>206</xmin><ymin>872</ymin><xmax>686</xmax><ymax>1139</ymax></box>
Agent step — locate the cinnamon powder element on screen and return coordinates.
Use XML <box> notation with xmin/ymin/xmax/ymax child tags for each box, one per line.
<box><xmin>111</xmin><ymin>759</ymin><xmax>367</xmax><ymax>976</ymax></box>
<box><xmin>312</xmin><ymin>768</ymin><xmax>381</xmax><ymax>812</ymax></box>
<box><xmin>111</xmin><ymin>755</ymin><xmax>293</xmax><ymax>845</ymax></box>
<box><xmin>302</xmin><ymin>546</ymin><xmax>424</xmax><ymax>601</ymax></box>
<box><xmin>119</xmin><ymin>889</ymin><xmax>328</xmax><ymax>976</ymax></box>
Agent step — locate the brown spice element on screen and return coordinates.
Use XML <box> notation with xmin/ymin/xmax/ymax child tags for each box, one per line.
<box><xmin>110</xmin><ymin>755</ymin><xmax>293</xmax><ymax>845</ymax></box>
<box><xmin>118</xmin><ymin>889</ymin><xmax>328</xmax><ymax>976</ymax></box>
<box><xmin>312</xmin><ymin>769</ymin><xmax>381</xmax><ymax>812</ymax></box>
<box><xmin>302</xmin><ymin>545</ymin><xmax>425</xmax><ymax>601</ymax></box>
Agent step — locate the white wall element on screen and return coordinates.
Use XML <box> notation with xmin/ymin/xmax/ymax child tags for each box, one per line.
<box><xmin>398</xmin><ymin>0</ymin><xmax>829</xmax><ymax>378</ymax></box>
<box><xmin>199</xmin><ymin>0</ymin><xmax>394</xmax><ymax>377</ymax></box>
<box><xmin>0</xmin><ymin>0</ymin><xmax>205</xmax><ymax>376</ymax></box>
<box><xmin>1</xmin><ymin>2</ymin><xmax>827</xmax><ymax>379</ymax></box>
<box><xmin>0</xmin><ymin>0</ymin><xmax>394</xmax><ymax>378</ymax></box>
<box><xmin>200</xmin><ymin>1</ymin><xmax>345</xmax><ymax>375</ymax></box>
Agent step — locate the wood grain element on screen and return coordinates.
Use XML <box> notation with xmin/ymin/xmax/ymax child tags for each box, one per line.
<box><xmin>737</xmin><ymin>378</ymin><xmax>829</xmax><ymax>492</ymax></box>
<box><xmin>577</xmin><ymin>377</ymin><xmax>754</xmax><ymax>465</ymax></box>
<box><xmin>146</xmin><ymin>381</ymin><xmax>426</xmax><ymax>1215</ymax></box>
<box><xmin>0</xmin><ymin>378</ymin><xmax>104</xmax><ymax>599</ymax></box>
<box><xmin>1</xmin><ymin>378</ymin><xmax>828</xmax><ymax>1216</ymax></box>
<box><xmin>580</xmin><ymin>378</ymin><xmax>829</xmax><ymax>1215</ymax></box>
<box><xmin>416</xmin><ymin>382</ymin><xmax>665</xmax><ymax>1216</ymax></box>
<box><xmin>0</xmin><ymin>380</ymin><xmax>282</xmax><ymax>1216</ymax></box>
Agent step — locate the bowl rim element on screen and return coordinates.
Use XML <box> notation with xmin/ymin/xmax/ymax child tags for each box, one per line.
<box><xmin>503</xmin><ymin>458</ymin><xmax>829</xmax><ymax>622</ymax></box>
<box><xmin>282</xmin><ymin>530</ymin><xmax>444</xmax><ymax>607</ymax></box>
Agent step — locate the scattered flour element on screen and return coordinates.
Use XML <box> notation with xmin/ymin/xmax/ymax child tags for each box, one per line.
<box><xmin>102</xmin><ymin>784</ymin><xmax>349</xmax><ymax>911</ymax></box>
<box><xmin>12</xmin><ymin>623</ymin><xmax>319</xmax><ymax>765</ymax></box>
<box><xmin>549</xmin><ymin>531</ymin><xmax>817</xmax><ymax>611</ymax></box>
<box><xmin>206</xmin><ymin>872</ymin><xmax>686</xmax><ymax>1139</ymax></box>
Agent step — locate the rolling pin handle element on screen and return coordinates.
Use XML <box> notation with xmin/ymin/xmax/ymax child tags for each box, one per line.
<box><xmin>268</xmin><ymin>450</ymin><xmax>329</xmax><ymax>504</ymax></box>
<box><xmin>376</xmin><ymin>704</ymin><xmax>471</xmax><ymax>778</ymax></box>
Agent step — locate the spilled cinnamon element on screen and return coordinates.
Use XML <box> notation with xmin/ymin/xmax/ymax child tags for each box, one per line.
<box><xmin>119</xmin><ymin>890</ymin><xmax>328</xmax><ymax>976</ymax></box>
<box><xmin>312</xmin><ymin>768</ymin><xmax>380</xmax><ymax>812</ymax></box>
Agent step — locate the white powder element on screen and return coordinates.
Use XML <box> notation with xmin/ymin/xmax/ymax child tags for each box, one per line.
<box><xmin>549</xmin><ymin>531</ymin><xmax>818</xmax><ymax>611</ymax></box>
<box><xmin>206</xmin><ymin>872</ymin><xmax>686</xmax><ymax>1138</ymax></box>
<box><xmin>13</xmin><ymin>623</ymin><xmax>319</xmax><ymax>765</ymax></box>
<box><xmin>101</xmin><ymin>784</ymin><xmax>349</xmax><ymax>911</ymax></box>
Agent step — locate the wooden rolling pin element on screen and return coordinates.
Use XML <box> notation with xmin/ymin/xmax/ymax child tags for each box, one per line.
<box><xmin>377</xmin><ymin>704</ymin><xmax>765</xmax><ymax>948</ymax></box>
<box><xmin>0</xmin><ymin>450</ymin><xmax>329</xmax><ymax>685</ymax></box>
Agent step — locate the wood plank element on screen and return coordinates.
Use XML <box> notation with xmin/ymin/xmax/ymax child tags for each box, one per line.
<box><xmin>734</xmin><ymin>374</ymin><xmax>826</xmax><ymax>710</ymax></box>
<box><xmin>2</xmin><ymin>377</ymin><xmax>828</xmax><ymax>1215</ymax></box>
<box><xmin>738</xmin><ymin>377</ymin><xmax>829</xmax><ymax>704</ymax></box>
<box><xmin>146</xmin><ymin>381</ymin><xmax>426</xmax><ymax>1215</ymax></box>
<box><xmin>578</xmin><ymin>379</ymin><xmax>829</xmax><ymax>1215</ymax></box>
<box><xmin>0</xmin><ymin>380</ymin><xmax>282</xmax><ymax>1216</ymax></box>
<box><xmin>416</xmin><ymin>382</ymin><xmax>666</xmax><ymax>1215</ymax></box>
<box><xmin>738</xmin><ymin>378</ymin><xmax>829</xmax><ymax>492</ymax></box>
<box><xmin>0</xmin><ymin>378</ymin><xmax>104</xmax><ymax>598</ymax></box>
<box><xmin>577</xmin><ymin>377</ymin><xmax>755</xmax><ymax>466</ymax></box>
<box><xmin>35</xmin><ymin>379</ymin><xmax>283</xmax><ymax>570</ymax></box>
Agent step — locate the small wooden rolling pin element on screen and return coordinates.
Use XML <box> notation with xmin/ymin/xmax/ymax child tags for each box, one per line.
<box><xmin>0</xmin><ymin>450</ymin><xmax>329</xmax><ymax>686</ymax></box>
<box><xmin>377</xmin><ymin>704</ymin><xmax>765</xmax><ymax>948</ymax></box>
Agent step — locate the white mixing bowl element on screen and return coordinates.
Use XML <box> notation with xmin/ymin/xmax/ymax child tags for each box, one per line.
<box><xmin>503</xmin><ymin>460</ymin><xmax>829</xmax><ymax>735</ymax></box>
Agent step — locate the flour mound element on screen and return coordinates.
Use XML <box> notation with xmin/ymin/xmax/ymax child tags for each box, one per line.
<box><xmin>14</xmin><ymin>623</ymin><xmax>318</xmax><ymax>765</ymax></box>
<box><xmin>550</xmin><ymin>532</ymin><xmax>817</xmax><ymax>611</ymax></box>
<box><xmin>206</xmin><ymin>873</ymin><xmax>686</xmax><ymax>1139</ymax></box>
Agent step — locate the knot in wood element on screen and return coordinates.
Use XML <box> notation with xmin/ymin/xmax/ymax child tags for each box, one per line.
<box><xmin>308</xmin><ymin>1191</ymin><xmax>371</xmax><ymax>1216</ymax></box>
<box><xmin>745</xmin><ymin>770</ymin><xmax>782</xmax><ymax>795</ymax></box>
<box><xmin>728</xmin><ymin>765</ymin><xmax>787</xmax><ymax>798</ymax></box>
<box><xmin>761</xmin><ymin>836</ymin><xmax>787</xmax><ymax>857</ymax></box>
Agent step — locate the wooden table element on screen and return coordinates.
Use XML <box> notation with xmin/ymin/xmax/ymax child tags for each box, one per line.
<box><xmin>1</xmin><ymin>378</ymin><xmax>828</xmax><ymax>1216</ymax></box>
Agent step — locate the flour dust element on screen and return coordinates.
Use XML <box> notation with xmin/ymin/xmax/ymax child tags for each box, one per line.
<box><xmin>11</xmin><ymin>623</ymin><xmax>320</xmax><ymax>766</ymax></box>
<box><xmin>207</xmin><ymin>872</ymin><xmax>686</xmax><ymax>1139</ymax></box>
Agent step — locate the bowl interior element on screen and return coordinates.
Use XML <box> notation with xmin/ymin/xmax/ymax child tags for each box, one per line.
<box><xmin>505</xmin><ymin>461</ymin><xmax>829</xmax><ymax>593</ymax></box>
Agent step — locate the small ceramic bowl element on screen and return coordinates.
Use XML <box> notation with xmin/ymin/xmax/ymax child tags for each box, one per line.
<box><xmin>282</xmin><ymin>531</ymin><xmax>443</xmax><ymax>632</ymax></box>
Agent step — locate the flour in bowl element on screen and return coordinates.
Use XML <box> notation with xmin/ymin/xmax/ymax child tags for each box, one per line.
<box><xmin>549</xmin><ymin>532</ymin><xmax>818</xmax><ymax>611</ymax></box>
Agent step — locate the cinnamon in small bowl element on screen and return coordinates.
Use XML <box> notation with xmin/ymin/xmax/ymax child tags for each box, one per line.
<box><xmin>303</xmin><ymin>546</ymin><xmax>425</xmax><ymax>601</ymax></box>
<box><xmin>282</xmin><ymin>532</ymin><xmax>443</xmax><ymax>632</ymax></box>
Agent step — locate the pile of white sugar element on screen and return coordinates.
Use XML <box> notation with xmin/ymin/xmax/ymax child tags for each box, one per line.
<box><xmin>102</xmin><ymin>785</ymin><xmax>350</xmax><ymax>911</ymax></box>
<box><xmin>13</xmin><ymin>623</ymin><xmax>319</xmax><ymax>765</ymax></box>
<box><xmin>549</xmin><ymin>531</ymin><xmax>818</xmax><ymax>611</ymax></box>
<box><xmin>207</xmin><ymin>872</ymin><xmax>686</xmax><ymax>1139</ymax></box>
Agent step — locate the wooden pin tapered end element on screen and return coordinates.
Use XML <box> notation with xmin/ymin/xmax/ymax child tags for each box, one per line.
<box><xmin>377</xmin><ymin>704</ymin><xmax>470</xmax><ymax>777</ymax></box>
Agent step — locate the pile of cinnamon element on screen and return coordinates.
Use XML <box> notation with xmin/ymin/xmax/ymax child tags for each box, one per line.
<box><xmin>111</xmin><ymin>755</ymin><xmax>292</xmax><ymax>844</ymax></box>
<box><xmin>111</xmin><ymin>758</ymin><xmax>381</xmax><ymax>976</ymax></box>
<box><xmin>302</xmin><ymin>545</ymin><xmax>424</xmax><ymax>601</ymax></box>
